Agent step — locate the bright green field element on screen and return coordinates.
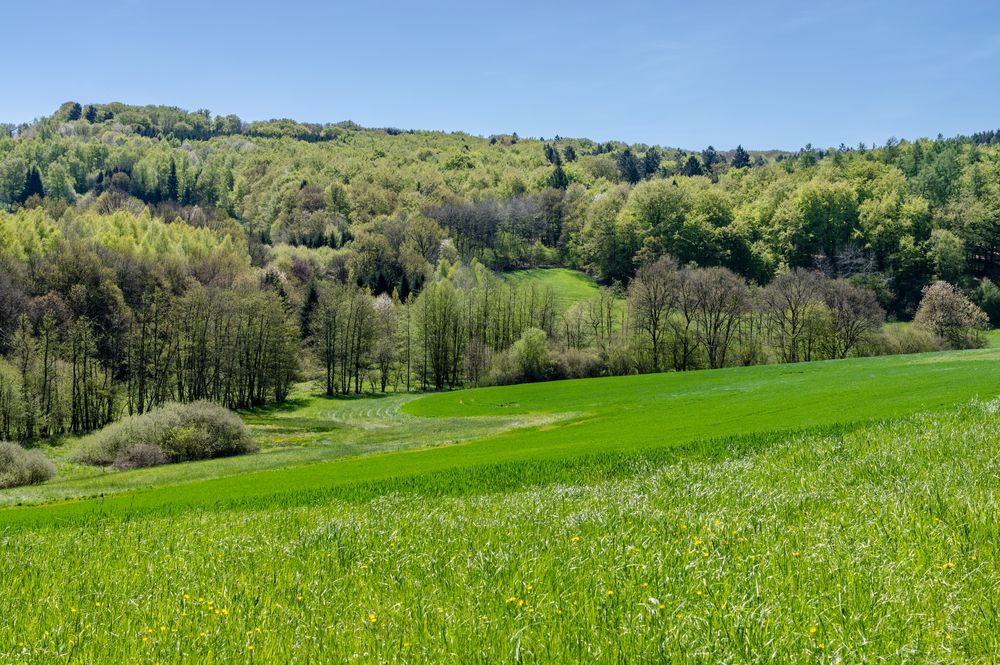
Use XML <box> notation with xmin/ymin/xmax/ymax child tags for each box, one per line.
<box><xmin>3</xmin><ymin>349</ymin><xmax>1000</xmax><ymax>661</ymax></box>
<box><xmin>501</xmin><ymin>267</ymin><xmax>603</xmax><ymax>310</ymax></box>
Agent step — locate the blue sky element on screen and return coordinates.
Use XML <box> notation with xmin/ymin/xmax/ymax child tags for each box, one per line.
<box><xmin>3</xmin><ymin>0</ymin><xmax>999</xmax><ymax>149</ymax></box>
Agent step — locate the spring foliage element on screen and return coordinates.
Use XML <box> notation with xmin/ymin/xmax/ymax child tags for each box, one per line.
<box><xmin>72</xmin><ymin>401</ymin><xmax>256</xmax><ymax>468</ymax></box>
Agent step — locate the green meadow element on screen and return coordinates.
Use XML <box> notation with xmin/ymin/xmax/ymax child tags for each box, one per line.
<box><xmin>501</xmin><ymin>268</ymin><xmax>605</xmax><ymax>310</ymax></box>
<box><xmin>3</xmin><ymin>348</ymin><xmax>1000</xmax><ymax>661</ymax></box>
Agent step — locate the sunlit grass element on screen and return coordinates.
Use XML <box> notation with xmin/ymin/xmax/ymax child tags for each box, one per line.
<box><xmin>2</xmin><ymin>401</ymin><xmax>1000</xmax><ymax>661</ymax></box>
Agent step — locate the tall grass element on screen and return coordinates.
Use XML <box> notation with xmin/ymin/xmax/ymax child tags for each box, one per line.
<box><xmin>1</xmin><ymin>403</ymin><xmax>999</xmax><ymax>661</ymax></box>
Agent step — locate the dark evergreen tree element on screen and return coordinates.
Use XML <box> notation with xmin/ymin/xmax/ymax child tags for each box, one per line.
<box><xmin>549</xmin><ymin>163</ymin><xmax>569</xmax><ymax>189</ymax></box>
<box><xmin>681</xmin><ymin>155</ymin><xmax>704</xmax><ymax>177</ymax></box>
<box><xmin>57</xmin><ymin>101</ymin><xmax>82</xmax><ymax>122</ymax></box>
<box><xmin>731</xmin><ymin>145</ymin><xmax>751</xmax><ymax>169</ymax></box>
<box><xmin>563</xmin><ymin>145</ymin><xmax>577</xmax><ymax>162</ymax></box>
<box><xmin>165</xmin><ymin>160</ymin><xmax>179</xmax><ymax>201</ymax></box>
<box><xmin>617</xmin><ymin>148</ymin><xmax>642</xmax><ymax>184</ymax></box>
<box><xmin>300</xmin><ymin>280</ymin><xmax>319</xmax><ymax>338</ymax></box>
<box><xmin>543</xmin><ymin>143</ymin><xmax>562</xmax><ymax>165</ymax></box>
<box><xmin>643</xmin><ymin>147</ymin><xmax>661</xmax><ymax>178</ymax></box>
<box><xmin>701</xmin><ymin>146</ymin><xmax>720</xmax><ymax>171</ymax></box>
<box><xmin>17</xmin><ymin>167</ymin><xmax>44</xmax><ymax>203</ymax></box>
<box><xmin>84</xmin><ymin>105</ymin><xmax>97</xmax><ymax>123</ymax></box>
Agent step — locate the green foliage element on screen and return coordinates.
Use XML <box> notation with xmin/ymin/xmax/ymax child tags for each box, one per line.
<box><xmin>5</xmin><ymin>101</ymin><xmax>1000</xmax><ymax>319</ymax></box>
<box><xmin>511</xmin><ymin>327</ymin><xmax>550</xmax><ymax>381</ymax></box>
<box><xmin>72</xmin><ymin>401</ymin><xmax>256</xmax><ymax>467</ymax></box>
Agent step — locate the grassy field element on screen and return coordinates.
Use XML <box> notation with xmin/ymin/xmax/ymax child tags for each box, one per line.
<box><xmin>502</xmin><ymin>268</ymin><xmax>604</xmax><ymax>311</ymax></box>
<box><xmin>2</xmin><ymin>349</ymin><xmax>1000</xmax><ymax>661</ymax></box>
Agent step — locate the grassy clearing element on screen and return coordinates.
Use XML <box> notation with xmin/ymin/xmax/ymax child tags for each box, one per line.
<box><xmin>502</xmin><ymin>268</ymin><xmax>603</xmax><ymax>310</ymax></box>
<box><xmin>3</xmin><ymin>400</ymin><xmax>1000</xmax><ymax>661</ymax></box>
<box><xmin>0</xmin><ymin>390</ymin><xmax>544</xmax><ymax>508</ymax></box>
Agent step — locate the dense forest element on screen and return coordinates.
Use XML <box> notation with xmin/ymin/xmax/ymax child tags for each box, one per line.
<box><xmin>0</xmin><ymin>101</ymin><xmax>996</xmax><ymax>441</ymax></box>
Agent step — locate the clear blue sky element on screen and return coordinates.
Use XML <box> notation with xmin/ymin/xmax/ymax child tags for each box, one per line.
<box><xmin>4</xmin><ymin>0</ymin><xmax>999</xmax><ymax>150</ymax></box>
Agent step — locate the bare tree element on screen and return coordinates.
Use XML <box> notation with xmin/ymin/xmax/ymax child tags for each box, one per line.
<box><xmin>668</xmin><ymin>268</ymin><xmax>701</xmax><ymax>371</ymax></box>
<box><xmin>373</xmin><ymin>293</ymin><xmax>397</xmax><ymax>392</ymax></box>
<box><xmin>690</xmin><ymin>267</ymin><xmax>750</xmax><ymax>369</ymax></box>
<box><xmin>821</xmin><ymin>279</ymin><xmax>884</xmax><ymax>358</ymax></box>
<box><xmin>628</xmin><ymin>256</ymin><xmax>677</xmax><ymax>372</ymax></box>
<box><xmin>760</xmin><ymin>269</ymin><xmax>826</xmax><ymax>363</ymax></box>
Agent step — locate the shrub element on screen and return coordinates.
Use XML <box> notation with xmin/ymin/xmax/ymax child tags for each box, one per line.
<box><xmin>868</xmin><ymin>324</ymin><xmax>941</xmax><ymax>356</ymax></box>
<box><xmin>112</xmin><ymin>443</ymin><xmax>169</xmax><ymax>471</ymax></box>
<box><xmin>0</xmin><ymin>441</ymin><xmax>56</xmax><ymax>488</ymax></box>
<box><xmin>73</xmin><ymin>401</ymin><xmax>257</xmax><ymax>468</ymax></box>
<box><xmin>511</xmin><ymin>328</ymin><xmax>551</xmax><ymax>382</ymax></box>
<box><xmin>914</xmin><ymin>281</ymin><xmax>989</xmax><ymax>349</ymax></box>
<box><xmin>486</xmin><ymin>349</ymin><xmax>519</xmax><ymax>386</ymax></box>
<box><xmin>551</xmin><ymin>348</ymin><xmax>604</xmax><ymax>380</ymax></box>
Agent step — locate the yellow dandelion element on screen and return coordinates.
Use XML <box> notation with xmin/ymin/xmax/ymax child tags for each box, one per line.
<box><xmin>606</xmin><ymin>590</ymin><xmax>614</xmax><ymax>597</ymax></box>
<box><xmin>368</xmin><ymin>611</ymin><xmax>377</xmax><ymax>624</ymax></box>
<box><xmin>943</xmin><ymin>562</ymin><xmax>955</xmax><ymax>570</ymax></box>
<box><xmin>809</xmin><ymin>626</ymin><xmax>818</xmax><ymax>635</ymax></box>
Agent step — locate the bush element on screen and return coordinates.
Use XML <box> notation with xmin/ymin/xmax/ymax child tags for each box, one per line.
<box><xmin>551</xmin><ymin>348</ymin><xmax>604</xmax><ymax>380</ymax></box>
<box><xmin>869</xmin><ymin>324</ymin><xmax>941</xmax><ymax>356</ymax></box>
<box><xmin>0</xmin><ymin>441</ymin><xmax>56</xmax><ymax>488</ymax></box>
<box><xmin>112</xmin><ymin>443</ymin><xmax>169</xmax><ymax>471</ymax></box>
<box><xmin>73</xmin><ymin>401</ymin><xmax>257</xmax><ymax>468</ymax></box>
<box><xmin>511</xmin><ymin>328</ymin><xmax>551</xmax><ymax>382</ymax></box>
<box><xmin>485</xmin><ymin>349</ymin><xmax>519</xmax><ymax>386</ymax></box>
<box><xmin>914</xmin><ymin>280</ymin><xmax>989</xmax><ymax>349</ymax></box>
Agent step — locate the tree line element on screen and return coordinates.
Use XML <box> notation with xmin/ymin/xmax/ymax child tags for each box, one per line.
<box><xmin>0</xmin><ymin>202</ymin><xmax>987</xmax><ymax>443</ymax></box>
<box><xmin>5</xmin><ymin>102</ymin><xmax>1000</xmax><ymax>323</ymax></box>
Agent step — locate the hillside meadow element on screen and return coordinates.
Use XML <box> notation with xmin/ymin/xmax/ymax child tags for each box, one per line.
<box><xmin>0</xmin><ymin>351</ymin><xmax>999</xmax><ymax>661</ymax></box>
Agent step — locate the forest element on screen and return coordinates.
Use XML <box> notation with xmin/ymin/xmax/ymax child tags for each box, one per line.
<box><xmin>0</xmin><ymin>101</ymin><xmax>996</xmax><ymax>441</ymax></box>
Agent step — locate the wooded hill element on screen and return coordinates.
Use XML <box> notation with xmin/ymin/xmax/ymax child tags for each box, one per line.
<box><xmin>0</xmin><ymin>102</ymin><xmax>997</xmax><ymax>442</ymax></box>
<box><xmin>4</xmin><ymin>102</ymin><xmax>999</xmax><ymax>318</ymax></box>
